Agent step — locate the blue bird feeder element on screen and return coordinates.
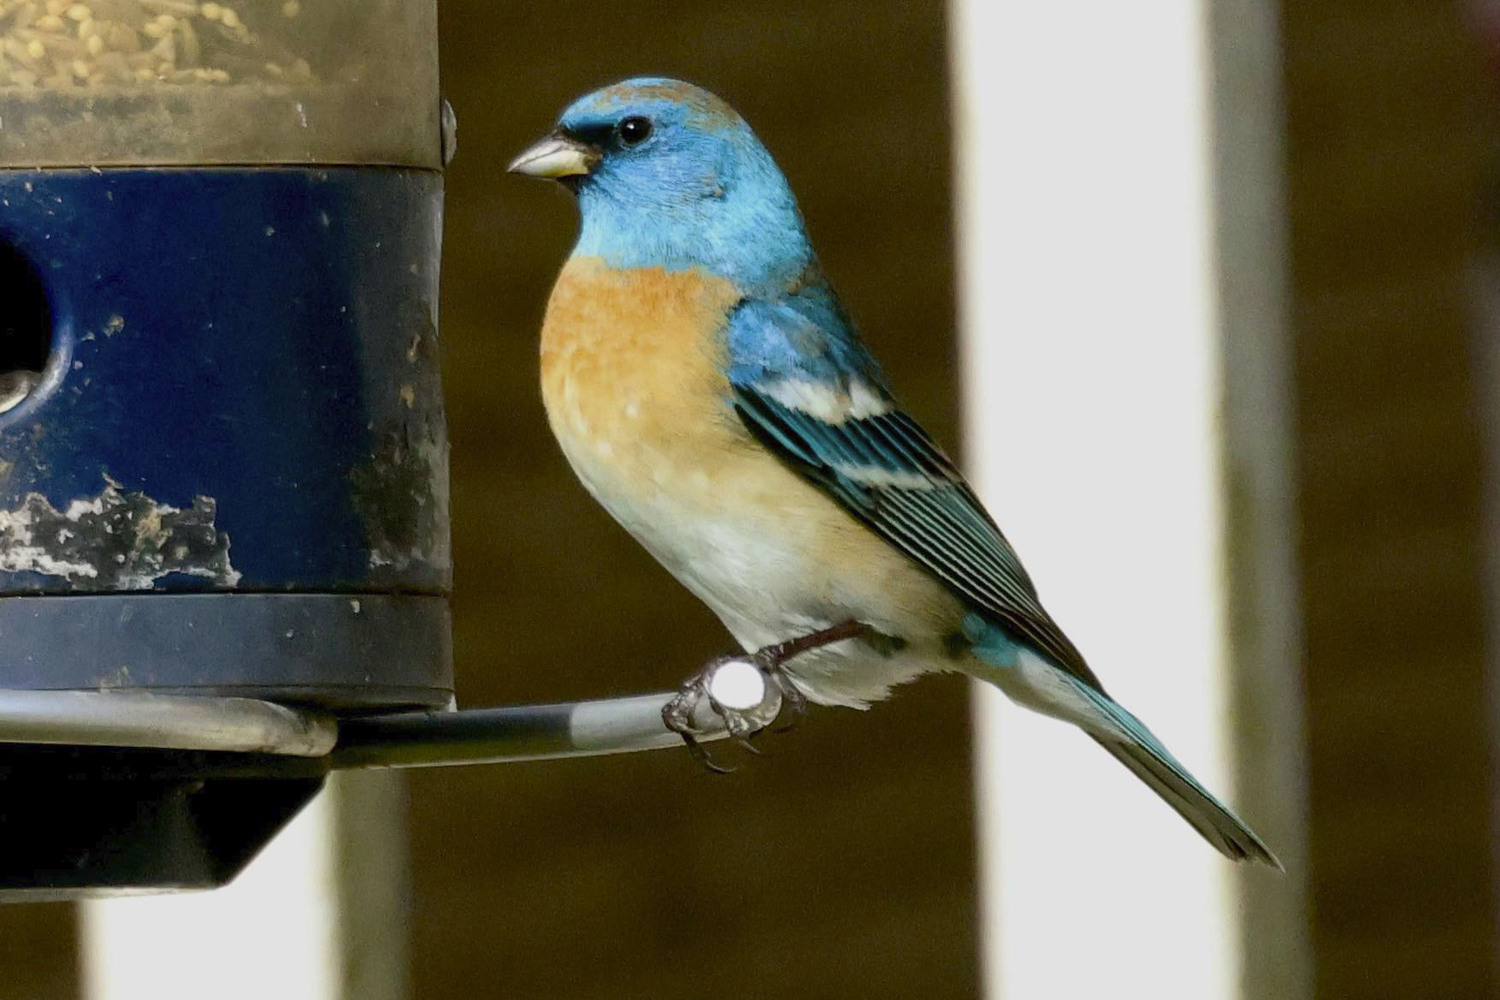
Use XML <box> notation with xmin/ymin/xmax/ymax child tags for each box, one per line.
<box><xmin>0</xmin><ymin>0</ymin><xmax>775</xmax><ymax>900</ymax></box>
<box><xmin>0</xmin><ymin>0</ymin><xmax>451</xmax><ymax>708</ymax></box>
<box><xmin>0</xmin><ymin>0</ymin><xmax>452</xmax><ymax>896</ymax></box>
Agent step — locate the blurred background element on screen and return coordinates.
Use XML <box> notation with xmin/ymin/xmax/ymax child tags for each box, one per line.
<box><xmin>3</xmin><ymin>0</ymin><xmax>1500</xmax><ymax>997</ymax></box>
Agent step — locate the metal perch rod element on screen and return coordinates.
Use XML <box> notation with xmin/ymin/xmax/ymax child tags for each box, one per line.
<box><xmin>0</xmin><ymin>689</ymin><xmax>338</xmax><ymax>757</ymax></box>
<box><xmin>330</xmin><ymin>689</ymin><xmax>749</xmax><ymax>770</ymax></box>
<box><xmin>0</xmin><ymin>660</ymin><xmax>781</xmax><ymax>768</ymax></box>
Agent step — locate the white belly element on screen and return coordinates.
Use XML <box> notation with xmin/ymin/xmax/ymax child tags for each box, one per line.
<box><xmin>555</xmin><ymin>431</ymin><xmax>949</xmax><ymax>708</ymax></box>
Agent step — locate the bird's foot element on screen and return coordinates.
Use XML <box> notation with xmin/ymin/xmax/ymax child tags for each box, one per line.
<box><xmin>662</xmin><ymin>654</ymin><xmax>779</xmax><ymax>772</ymax></box>
<box><xmin>662</xmin><ymin>621</ymin><xmax>871</xmax><ymax>772</ymax></box>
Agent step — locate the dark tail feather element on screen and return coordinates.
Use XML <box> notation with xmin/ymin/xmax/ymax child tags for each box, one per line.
<box><xmin>967</xmin><ymin>617</ymin><xmax>1281</xmax><ymax>867</ymax></box>
<box><xmin>1091</xmin><ymin>731</ymin><xmax>1282</xmax><ymax>869</ymax></box>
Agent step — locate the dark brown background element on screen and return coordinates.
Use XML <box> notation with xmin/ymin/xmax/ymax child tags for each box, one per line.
<box><xmin>1286</xmin><ymin>2</ymin><xmax>1500</xmax><ymax>998</ymax></box>
<box><xmin>5</xmin><ymin>1</ymin><xmax>1500</xmax><ymax>998</ymax></box>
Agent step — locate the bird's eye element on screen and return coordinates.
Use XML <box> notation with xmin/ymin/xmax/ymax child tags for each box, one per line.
<box><xmin>617</xmin><ymin>116</ymin><xmax>653</xmax><ymax>147</ymax></box>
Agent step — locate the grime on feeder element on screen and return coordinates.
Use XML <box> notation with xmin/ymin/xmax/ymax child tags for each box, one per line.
<box><xmin>0</xmin><ymin>0</ymin><xmax>440</xmax><ymax>167</ymax></box>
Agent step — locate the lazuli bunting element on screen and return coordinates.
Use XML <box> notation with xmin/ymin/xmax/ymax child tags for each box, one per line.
<box><xmin>510</xmin><ymin>78</ymin><xmax>1278</xmax><ymax>867</ymax></box>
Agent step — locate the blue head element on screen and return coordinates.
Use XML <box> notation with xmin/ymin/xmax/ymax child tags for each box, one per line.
<box><xmin>509</xmin><ymin>78</ymin><xmax>812</xmax><ymax>292</ymax></box>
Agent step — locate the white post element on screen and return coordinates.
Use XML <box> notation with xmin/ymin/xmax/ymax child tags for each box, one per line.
<box><xmin>1208</xmin><ymin>0</ymin><xmax>1313</xmax><ymax>992</ymax></box>
<box><xmin>80</xmin><ymin>772</ymin><xmax>408</xmax><ymax>1000</ymax></box>
<box><xmin>951</xmin><ymin>2</ymin><xmax>1275</xmax><ymax>997</ymax></box>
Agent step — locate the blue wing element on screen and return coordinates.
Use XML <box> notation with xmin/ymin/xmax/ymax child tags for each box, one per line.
<box><xmin>724</xmin><ymin>277</ymin><xmax>1100</xmax><ymax>691</ymax></box>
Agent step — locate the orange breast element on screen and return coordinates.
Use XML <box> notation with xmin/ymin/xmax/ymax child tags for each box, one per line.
<box><xmin>539</xmin><ymin>256</ymin><xmax>751</xmax><ymax>494</ymax></box>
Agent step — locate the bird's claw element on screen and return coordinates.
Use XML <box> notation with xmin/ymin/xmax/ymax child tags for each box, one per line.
<box><xmin>664</xmin><ymin>622</ymin><xmax>873</xmax><ymax>772</ymax></box>
<box><xmin>662</xmin><ymin>652</ymin><xmax>795</xmax><ymax>773</ymax></box>
<box><xmin>662</xmin><ymin>673</ymin><xmax>740</xmax><ymax>772</ymax></box>
<box><xmin>685</xmin><ymin>732</ymin><xmax>735</xmax><ymax>774</ymax></box>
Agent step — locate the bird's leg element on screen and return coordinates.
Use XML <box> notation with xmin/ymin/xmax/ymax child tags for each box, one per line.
<box><xmin>663</xmin><ymin>621</ymin><xmax>873</xmax><ymax>771</ymax></box>
<box><xmin>753</xmin><ymin>619</ymin><xmax>874</xmax><ymax>667</ymax></box>
<box><xmin>750</xmin><ymin>619</ymin><xmax>869</xmax><ymax>732</ymax></box>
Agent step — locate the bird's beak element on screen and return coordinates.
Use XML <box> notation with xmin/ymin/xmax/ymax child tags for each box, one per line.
<box><xmin>507</xmin><ymin>132</ymin><xmax>599</xmax><ymax>179</ymax></box>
